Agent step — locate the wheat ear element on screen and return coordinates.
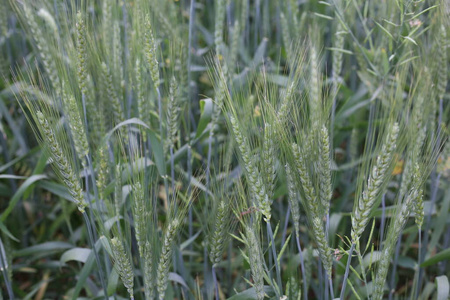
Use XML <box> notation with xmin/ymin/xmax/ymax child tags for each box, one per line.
<box><xmin>36</xmin><ymin>111</ymin><xmax>86</xmax><ymax>212</ymax></box>
<box><xmin>286</xmin><ymin>165</ymin><xmax>300</xmax><ymax>234</ymax></box>
<box><xmin>132</xmin><ymin>182</ymin><xmax>146</xmax><ymax>257</ymax></box>
<box><xmin>230</xmin><ymin>115</ymin><xmax>271</xmax><ymax>221</ymax></box>
<box><xmin>144</xmin><ymin>241</ymin><xmax>155</xmax><ymax>300</ymax></box>
<box><xmin>76</xmin><ymin>12</ymin><xmax>88</xmax><ymax>95</ymax></box>
<box><xmin>112</xmin><ymin>21</ymin><xmax>123</xmax><ymax>87</ymax></box>
<box><xmin>23</xmin><ymin>4</ymin><xmax>60</xmax><ymax>94</ymax></box>
<box><xmin>245</xmin><ymin>225</ymin><xmax>265</xmax><ymax>300</ymax></box>
<box><xmin>372</xmin><ymin>165</ymin><xmax>421</xmax><ymax>299</ymax></box>
<box><xmin>63</xmin><ymin>91</ymin><xmax>89</xmax><ymax>167</ymax></box>
<box><xmin>351</xmin><ymin>122</ymin><xmax>399</xmax><ymax>242</ymax></box>
<box><xmin>292</xmin><ymin>143</ymin><xmax>333</xmax><ymax>277</ymax></box>
<box><xmin>157</xmin><ymin>218</ymin><xmax>179</xmax><ymax>300</ymax></box>
<box><xmin>214</xmin><ymin>0</ymin><xmax>226</xmax><ymax>55</ymax></box>
<box><xmin>280</xmin><ymin>13</ymin><xmax>292</xmax><ymax>59</ymax></box>
<box><xmin>309</xmin><ymin>44</ymin><xmax>321</xmax><ymax>126</ymax></box>
<box><xmin>209</xmin><ymin>199</ymin><xmax>229</xmax><ymax>265</ymax></box>
<box><xmin>111</xmin><ymin>237</ymin><xmax>134</xmax><ymax>299</ymax></box>
<box><xmin>135</xmin><ymin>58</ymin><xmax>151</xmax><ymax>142</ymax></box>
<box><xmin>144</xmin><ymin>14</ymin><xmax>160</xmax><ymax>89</ymax></box>
<box><xmin>262</xmin><ymin>123</ymin><xmax>277</xmax><ymax>198</ymax></box>
<box><xmin>319</xmin><ymin>126</ymin><xmax>332</xmax><ymax>217</ymax></box>
<box><xmin>96</xmin><ymin>144</ymin><xmax>109</xmax><ymax>202</ymax></box>
<box><xmin>166</xmin><ymin>77</ymin><xmax>180</xmax><ymax>149</ymax></box>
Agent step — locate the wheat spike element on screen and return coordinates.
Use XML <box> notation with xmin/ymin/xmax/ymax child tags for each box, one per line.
<box><xmin>352</xmin><ymin>123</ymin><xmax>400</xmax><ymax>242</ymax></box>
<box><xmin>111</xmin><ymin>237</ymin><xmax>134</xmax><ymax>299</ymax></box>
<box><xmin>37</xmin><ymin>111</ymin><xmax>86</xmax><ymax>212</ymax></box>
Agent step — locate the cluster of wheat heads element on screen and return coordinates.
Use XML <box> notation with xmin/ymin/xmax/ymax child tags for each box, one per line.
<box><xmin>2</xmin><ymin>0</ymin><xmax>449</xmax><ymax>299</ymax></box>
<box><xmin>211</xmin><ymin>36</ymin><xmax>446</xmax><ymax>299</ymax></box>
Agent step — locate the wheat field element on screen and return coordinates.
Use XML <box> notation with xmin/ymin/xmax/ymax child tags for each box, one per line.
<box><xmin>0</xmin><ymin>0</ymin><xmax>449</xmax><ymax>299</ymax></box>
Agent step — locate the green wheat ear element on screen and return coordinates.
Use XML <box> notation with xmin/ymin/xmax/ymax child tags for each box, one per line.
<box><xmin>318</xmin><ymin>125</ymin><xmax>332</xmax><ymax>217</ymax></box>
<box><xmin>143</xmin><ymin>241</ymin><xmax>155</xmax><ymax>300</ymax></box>
<box><xmin>76</xmin><ymin>11</ymin><xmax>88</xmax><ymax>95</ymax></box>
<box><xmin>62</xmin><ymin>90</ymin><xmax>89</xmax><ymax>167</ymax></box>
<box><xmin>22</xmin><ymin>4</ymin><xmax>60</xmax><ymax>95</ymax></box>
<box><xmin>286</xmin><ymin>165</ymin><xmax>300</xmax><ymax>235</ymax></box>
<box><xmin>111</xmin><ymin>237</ymin><xmax>135</xmax><ymax>299</ymax></box>
<box><xmin>166</xmin><ymin>76</ymin><xmax>180</xmax><ymax>149</ymax></box>
<box><xmin>132</xmin><ymin>182</ymin><xmax>146</xmax><ymax>257</ymax></box>
<box><xmin>372</xmin><ymin>163</ymin><xmax>422</xmax><ymax>300</ymax></box>
<box><xmin>209</xmin><ymin>198</ymin><xmax>230</xmax><ymax>265</ymax></box>
<box><xmin>291</xmin><ymin>143</ymin><xmax>332</xmax><ymax>277</ymax></box>
<box><xmin>230</xmin><ymin>115</ymin><xmax>271</xmax><ymax>221</ymax></box>
<box><xmin>157</xmin><ymin>218</ymin><xmax>180</xmax><ymax>300</ymax></box>
<box><xmin>244</xmin><ymin>225</ymin><xmax>265</xmax><ymax>300</ymax></box>
<box><xmin>36</xmin><ymin>111</ymin><xmax>86</xmax><ymax>213</ymax></box>
<box><xmin>352</xmin><ymin>122</ymin><xmax>400</xmax><ymax>242</ymax></box>
<box><xmin>144</xmin><ymin>14</ymin><xmax>160</xmax><ymax>90</ymax></box>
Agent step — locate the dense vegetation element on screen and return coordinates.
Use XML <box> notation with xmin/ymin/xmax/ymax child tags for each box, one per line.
<box><xmin>0</xmin><ymin>0</ymin><xmax>449</xmax><ymax>299</ymax></box>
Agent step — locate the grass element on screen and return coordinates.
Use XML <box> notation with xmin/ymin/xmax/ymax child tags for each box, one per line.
<box><xmin>0</xmin><ymin>0</ymin><xmax>449</xmax><ymax>299</ymax></box>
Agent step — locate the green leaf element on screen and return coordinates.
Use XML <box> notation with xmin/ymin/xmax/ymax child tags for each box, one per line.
<box><xmin>60</xmin><ymin>248</ymin><xmax>91</xmax><ymax>265</ymax></box>
<box><xmin>102</xmin><ymin>117</ymin><xmax>150</xmax><ymax>142</ymax></box>
<box><xmin>408</xmin><ymin>5</ymin><xmax>438</xmax><ymax>20</ymax></box>
<box><xmin>421</xmin><ymin>248</ymin><xmax>450</xmax><ymax>267</ymax></box>
<box><xmin>0</xmin><ymin>174</ymin><xmax>47</xmax><ymax>222</ymax></box>
<box><xmin>374</xmin><ymin>21</ymin><xmax>393</xmax><ymax>39</ymax></box>
<box><xmin>168</xmin><ymin>272</ymin><xmax>189</xmax><ymax>289</ymax></box>
<box><xmin>250</xmin><ymin>39</ymin><xmax>267</xmax><ymax>71</ymax></box>
<box><xmin>435</xmin><ymin>276</ymin><xmax>449</xmax><ymax>300</ymax></box>
<box><xmin>0</xmin><ymin>146</ymin><xmax>40</xmax><ymax>173</ymax></box>
<box><xmin>228</xmin><ymin>286</ymin><xmax>275</xmax><ymax>300</ymax></box>
<box><xmin>71</xmin><ymin>237</ymin><xmax>106</xmax><ymax>300</ymax></box>
<box><xmin>0</xmin><ymin>220</ymin><xmax>19</xmax><ymax>242</ymax></box>
<box><xmin>396</xmin><ymin>256</ymin><xmax>416</xmax><ymax>269</ymax></box>
<box><xmin>180</xmin><ymin>230</ymin><xmax>201</xmax><ymax>251</ymax></box>
<box><xmin>362</xmin><ymin>250</ymin><xmax>382</xmax><ymax>268</ymax></box>
<box><xmin>148</xmin><ymin>130</ymin><xmax>166</xmax><ymax>176</ymax></box>
<box><xmin>14</xmin><ymin>241</ymin><xmax>73</xmax><ymax>257</ymax></box>
<box><xmin>38</xmin><ymin>181</ymin><xmax>74</xmax><ymax>202</ymax></box>
<box><xmin>107</xmin><ymin>268</ymin><xmax>119</xmax><ymax>296</ymax></box>
<box><xmin>0</xmin><ymin>96</ymin><xmax>28</xmax><ymax>152</ymax></box>
<box><xmin>196</xmin><ymin>98</ymin><xmax>213</xmax><ymax>138</ymax></box>
<box><xmin>402</xmin><ymin>36</ymin><xmax>417</xmax><ymax>45</ymax></box>
<box><xmin>0</xmin><ymin>175</ymin><xmax>27</xmax><ymax>180</ymax></box>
